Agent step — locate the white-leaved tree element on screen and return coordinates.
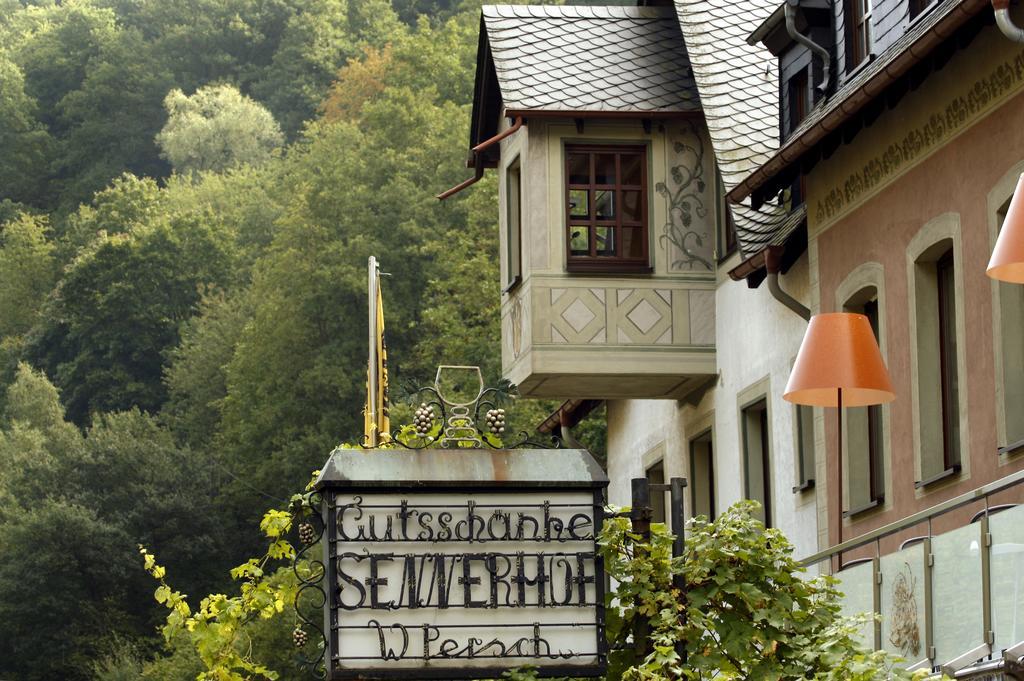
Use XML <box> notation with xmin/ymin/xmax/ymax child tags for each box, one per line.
<box><xmin>156</xmin><ymin>85</ymin><xmax>284</xmax><ymax>175</ymax></box>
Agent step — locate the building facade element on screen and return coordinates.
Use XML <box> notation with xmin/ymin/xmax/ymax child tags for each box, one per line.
<box><xmin>454</xmin><ymin>0</ymin><xmax>1024</xmax><ymax>676</ymax></box>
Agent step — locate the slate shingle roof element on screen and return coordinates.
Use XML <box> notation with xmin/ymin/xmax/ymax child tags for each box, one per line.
<box><xmin>673</xmin><ymin>0</ymin><xmax>780</xmax><ymax>191</ymax></box>
<box><xmin>673</xmin><ymin>0</ymin><xmax>796</xmax><ymax>257</ymax></box>
<box><xmin>481</xmin><ymin>5</ymin><xmax>700</xmax><ymax>113</ymax></box>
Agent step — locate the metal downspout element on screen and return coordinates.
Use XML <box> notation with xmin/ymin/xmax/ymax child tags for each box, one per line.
<box><xmin>765</xmin><ymin>247</ymin><xmax>810</xmax><ymax>321</ymax></box>
<box><xmin>437</xmin><ymin>116</ymin><xmax>524</xmax><ymax>200</ymax></box>
<box><xmin>559</xmin><ymin>410</ymin><xmax>584</xmax><ymax>450</ymax></box>
<box><xmin>785</xmin><ymin>0</ymin><xmax>831</xmax><ymax>93</ymax></box>
<box><xmin>993</xmin><ymin>0</ymin><xmax>1024</xmax><ymax>42</ymax></box>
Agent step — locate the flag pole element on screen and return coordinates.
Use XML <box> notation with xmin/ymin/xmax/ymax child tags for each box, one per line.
<box><xmin>367</xmin><ymin>256</ymin><xmax>379</xmax><ymax>447</ymax></box>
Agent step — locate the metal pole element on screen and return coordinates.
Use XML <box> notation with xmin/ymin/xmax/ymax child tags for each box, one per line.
<box><xmin>367</xmin><ymin>256</ymin><xmax>378</xmax><ymax>447</ymax></box>
<box><xmin>837</xmin><ymin>386</ymin><xmax>843</xmax><ymax>572</ymax></box>
<box><xmin>631</xmin><ymin>477</ymin><xmax>652</xmax><ymax>658</ymax></box>
<box><xmin>669</xmin><ymin>477</ymin><xmax>688</xmax><ymax>664</ymax></box>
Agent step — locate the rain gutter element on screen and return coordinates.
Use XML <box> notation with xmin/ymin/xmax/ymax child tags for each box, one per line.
<box><xmin>784</xmin><ymin>0</ymin><xmax>831</xmax><ymax>93</ymax></box>
<box><xmin>437</xmin><ymin>116</ymin><xmax>524</xmax><ymax>200</ymax></box>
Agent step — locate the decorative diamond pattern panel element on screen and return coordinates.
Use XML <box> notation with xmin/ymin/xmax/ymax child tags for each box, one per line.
<box><xmin>614</xmin><ymin>289</ymin><xmax>672</xmax><ymax>343</ymax></box>
<box><xmin>549</xmin><ymin>288</ymin><xmax>606</xmax><ymax>344</ymax></box>
<box><xmin>536</xmin><ymin>285</ymin><xmax>714</xmax><ymax>347</ymax></box>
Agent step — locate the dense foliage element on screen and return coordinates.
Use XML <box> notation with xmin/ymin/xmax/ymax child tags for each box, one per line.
<box><xmin>0</xmin><ymin>1</ymin><xmax>594</xmax><ymax>678</ymax></box>
<box><xmin>601</xmin><ymin>502</ymin><xmax>929</xmax><ymax>681</ymax></box>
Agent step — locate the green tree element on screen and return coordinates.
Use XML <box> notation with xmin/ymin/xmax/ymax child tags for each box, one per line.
<box><xmin>0</xmin><ymin>500</ymin><xmax>134</xmax><ymax>681</ymax></box>
<box><xmin>0</xmin><ymin>212</ymin><xmax>55</xmax><ymax>339</ymax></box>
<box><xmin>0</xmin><ymin>51</ymin><xmax>53</xmax><ymax>205</ymax></box>
<box><xmin>27</xmin><ymin>213</ymin><xmax>234</xmax><ymax>424</ymax></box>
<box><xmin>0</xmin><ymin>366</ymin><xmax>227</xmax><ymax>681</ymax></box>
<box><xmin>54</xmin><ymin>27</ymin><xmax>174</xmax><ymax>207</ymax></box>
<box><xmin>164</xmin><ymin>291</ymin><xmax>253</xmax><ymax>448</ymax></box>
<box><xmin>157</xmin><ymin>85</ymin><xmax>285</xmax><ymax>175</ymax></box>
<box><xmin>58</xmin><ymin>173</ymin><xmax>166</xmax><ymax>258</ymax></box>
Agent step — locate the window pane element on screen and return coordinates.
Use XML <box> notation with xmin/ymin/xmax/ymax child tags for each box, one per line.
<box><xmin>595</xmin><ymin>154</ymin><xmax>616</xmax><ymax>185</ymax></box>
<box><xmin>937</xmin><ymin>253</ymin><xmax>960</xmax><ymax>467</ymax></box>
<box><xmin>868</xmin><ymin>404</ymin><xmax>883</xmax><ymax>499</ymax></box>
<box><xmin>689</xmin><ymin>431</ymin><xmax>714</xmax><ymax>521</ymax></box>
<box><xmin>646</xmin><ymin>460</ymin><xmax>666</xmax><ymax>524</ymax></box>
<box><xmin>621</xmin><ymin>227</ymin><xmax>644</xmax><ymax>259</ymax></box>
<box><xmin>797</xmin><ymin>404</ymin><xmax>815</xmax><ymax>487</ymax></box>
<box><xmin>621</xmin><ymin>190</ymin><xmax>642</xmax><ymax>222</ymax></box>
<box><xmin>569</xmin><ymin>226</ymin><xmax>589</xmax><ymax>256</ymax></box>
<box><xmin>742</xmin><ymin>400</ymin><xmax>771</xmax><ymax>526</ymax></box>
<box><xmin>568</xmin><ymin>189</ymin><xmax>589</xmax><ymax>219</ymax></box>
<box><xmin>621</xmin><ymin>154</ymin><xmax>643</xmax><ymax>186</ymax></box>
<box><xmin>1000</xmin><ymin>278</ymin><xmax>1024</xmax><ymax>445</ymax></box>
<box><xmin>505</xmin><ymin>162</ymin><xmax>522</xmax><ymax>288</ymax></box>
<box><xmin>594</xmin><ymin>190</ymin><xmax>615</xmax><ymax>219</ymax></box>
<box><xmin>595</xmin><ymin>226</ymin><xmax>614</xmax><ymax>256</ymax></box>
<box><xmin>568</xmin><ymin>154</ymin><xmax>589</xmax><ymax>185</ymax></box>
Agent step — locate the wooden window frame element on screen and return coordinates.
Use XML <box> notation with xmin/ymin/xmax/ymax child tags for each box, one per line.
<box><xmin>689</xmin><ymin>429</ymin><xmax>716</xmax><ymax>521</ymax></box>
<box><xmin>863</xmin><ymin>299</ymin><xmax>885</xmax><ymax>504</ymax></box>
<box><xmin>564</xmin><ymin>144</ymin><xmax>650</xmax><ymax>273</ymax></box>
<box><xmin>936</xmin><ymin>250</ymin><xmax>961</xmax><ymax>471</ymax></box>
<box><xmin>909</xmin><ymin>223</ymin><xmax>965</xmax><ymax>489</ymax></box>
<box><xmin>741</xmin><ymin>398</ymin><xmax>772</xmax><ymax>527</ymax></box>
<box><xmin>845</xmin><ymin>0</ymin><xmax>872</xmax><ymax>70</ymax></box>
<box><xmin>646</xmin><ymin>459</ymin><xmax>666</xmax><ymax>524</ymax></box>
<box><xmin>794</xmin><ymin>404</ymin><xmax>816</xmax><ymax>492</ymax></box>
<box><xmin>787</xmin><ymin>67</ymin><xmax>809</xmax><ymax>136</ymax></box>
<box><xmin>842</xmin><ymin>292</ymin><xmax>885</xmax><ymax>514</ymax></box>
<box><xmin>504</xmin><ymin>157</ymin><xmax>523</xmax><ymax>292</ymax></box>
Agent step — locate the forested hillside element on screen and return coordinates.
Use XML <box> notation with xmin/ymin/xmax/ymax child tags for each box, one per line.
<box><xmin>0</xmin><ymin>1</ymin><xmax>604</xmax><ymax>678</ymax></box>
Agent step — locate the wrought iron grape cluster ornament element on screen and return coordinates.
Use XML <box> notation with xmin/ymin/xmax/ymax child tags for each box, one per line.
<box><xmin>363</xmin><ymin>365</ymin><xmax>560</xmax><ymax>450</ymax></box>
<box><xmin>291</xmin><ymin>491</ymin><xmax>327</xmax><ymax>678</ymax></box>
<box><xmin>413</xmin><ymin>402</ymin><xmax>436</xmax><ymax>434</ymax></box>
<box><xmin>293</xmin><ymin>627</ymin><xmax>309</xmax><ymax>648</ymax></box>
<box><xmin>485</xmin><ymin>408</ymin><xmax>506</xmax><ymax>434</ymax></box>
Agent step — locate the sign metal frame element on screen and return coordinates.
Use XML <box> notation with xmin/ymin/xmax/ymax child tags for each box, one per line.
<box><xmin>315</xmin><ymin>449</ymin><xmax>609</xmax><ymax>681</ymax></box>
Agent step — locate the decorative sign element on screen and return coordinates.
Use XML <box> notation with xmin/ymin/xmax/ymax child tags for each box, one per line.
<box><xmin>316</xmin><ymin>448</ymin><xmax>608</xmax><ymax>680</ymax></box>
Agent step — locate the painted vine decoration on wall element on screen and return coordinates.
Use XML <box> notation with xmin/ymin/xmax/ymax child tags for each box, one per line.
<box><xmin>657</xmin><ymin>122</ymin><xmax>712</xmax><ymax>271</ymax></box>
<box><xmin>815</xmin><ymin>51</ymin><xmax>1024</xmax><ymax>225</ymax></box>
<box><xmin>888</xmin><ymin>562</ymin><xmax>921</xmax><ymax>659</ymax></box>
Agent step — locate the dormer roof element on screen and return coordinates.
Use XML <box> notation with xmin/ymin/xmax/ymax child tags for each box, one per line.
<box><xmin>729</xmin><ymin>0</ymin><xmax>991</xmax><ymax>206</ymax></box>
<box><xmin>482</xmin><ymin>5</ymin><xmax>700</xmax><ymax>116</ymax></box>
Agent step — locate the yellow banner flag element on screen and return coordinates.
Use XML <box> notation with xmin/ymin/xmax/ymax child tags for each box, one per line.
<box><xmin>364</xmin><ymin>266</ymin><xmax>390</xmax><ymax>445</ymax></box>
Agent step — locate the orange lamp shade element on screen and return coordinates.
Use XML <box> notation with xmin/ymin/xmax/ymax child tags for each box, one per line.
<box><xmin>988</xmin><ymin>174</ymin><xmax>1024</xmax><ymax>283</ymax></box>
<box><xmin>784</xmin><ymin>312</ymin><xmax>895</xmax><ymax>407</ymax></box>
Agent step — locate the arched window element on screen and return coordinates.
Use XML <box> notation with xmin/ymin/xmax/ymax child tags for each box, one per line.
<box><xmin>836</xmin><ymin>262</ymin><xmax>889</xmax><ymax>514</ymax></box>
<box><xmin>989</xmin><ymin>167</ymin><xmax>1024</xmax><ymax>454</ymax></box>
<box><xmin>907</xmin><ymin>214</ymin><xmax>966</xmax><ymax>487</ymax></box>
<box><xmin>843</xmin><ymin>286</ymin><xmax>885</xmax><ymax>513</ymax></box>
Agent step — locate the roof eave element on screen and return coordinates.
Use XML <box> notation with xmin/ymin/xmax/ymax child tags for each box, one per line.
<box><xmin>503</xmin><ymin>108</ymin><xmax>703</xmax><ymax>120</ymax></box>
<box><xmin>726</xmin><ymin>0</ymin><xmax>989</xmax><ymax>204</ymax></box>
<box><xmin>747</xmin><ymin>4</ymin><xmax>785</xmax><ymax>45</ymax></box>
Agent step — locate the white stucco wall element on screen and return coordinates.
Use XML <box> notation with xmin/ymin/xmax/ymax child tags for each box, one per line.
<box><xmin>605</xmin><ymin>253</ymin><xmax>819</xmax><ymax>560</ymax></box>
